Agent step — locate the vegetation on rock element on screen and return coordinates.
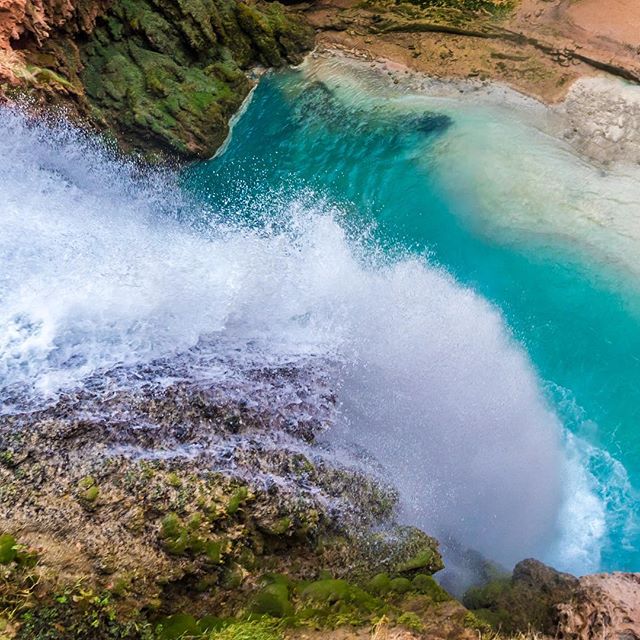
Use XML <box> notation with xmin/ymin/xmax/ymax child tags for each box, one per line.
<box><xmin>0</xmin><ymin>373</ymin><xmax>459</xmax><ymax>639</ymax></box>
<box><xmin>1</xmin><ymin>0</ymin><xmax>313</xmax><ymax>159</ymax></box>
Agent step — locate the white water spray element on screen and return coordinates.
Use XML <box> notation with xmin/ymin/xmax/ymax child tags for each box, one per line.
<box><xmin>0</xmin><ymin>107</ymin><xmax>601</xmax><ymax>572</ymax></box>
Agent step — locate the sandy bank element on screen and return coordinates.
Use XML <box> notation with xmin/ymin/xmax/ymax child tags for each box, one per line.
<box><xmin>306</xmin><ymin>45</ymin><xmax>640</xmax><ymax>168</ymax></box>
<box><xmin>305</xmin><ymin>0</ymin><xmax>640</xmax><ymax>105</ymax></box>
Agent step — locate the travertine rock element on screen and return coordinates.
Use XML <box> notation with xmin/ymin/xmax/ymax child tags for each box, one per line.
<box><xmin>557</xmin><ymin>572</ymin><xmax>640</xmax><ymax>640</ymax></box>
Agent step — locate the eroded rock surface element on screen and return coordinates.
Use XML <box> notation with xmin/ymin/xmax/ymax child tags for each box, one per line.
<box><xmin>0</xmin><ymin>353</ymin><xmax>466</xmax><ymax>639</ymax></box>
<box><xmin>0</xmin><ymin>0</ymin><xmax>313</xmax><ymax>158</ymax></box>
<box><xmin>465</xmin><ymin>559</ymin><xmax>640</xmax><ymax>639</ymax></box>
<box><xmin>557</xmin><ymin>572</ymin><xmax>640</xmax><ymax>640</ymax></box>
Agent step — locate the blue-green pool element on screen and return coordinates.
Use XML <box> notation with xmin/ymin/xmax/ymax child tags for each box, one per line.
<box><xmin>184</xmin><ymin>58</ymin><xmax>640</xmax><ymax>574</ymax></box>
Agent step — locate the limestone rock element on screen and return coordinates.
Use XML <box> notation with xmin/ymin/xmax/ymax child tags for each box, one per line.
<box><xmin>465</xmin><ymin>559</ymin><xmax>640</xmax><ymax>639</ymax></box>
<box><xmin>557</xmin><ymin>572</ymin><xmax>640</xmax><ymax>640</ymax></box>
<box><xmin>0</xmin><ymin>0</ymin><xmax>314</xmax><ymax>159</ymax></box>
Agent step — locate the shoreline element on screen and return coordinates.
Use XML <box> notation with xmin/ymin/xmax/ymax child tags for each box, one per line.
<box><xmin>303</xmin><ymin>44</ymin><xmax>640</xmax><ymax>168</ymax></box>
<box><xmin>304</xmin><ymin>0</ymin><xmax>640</xmax><ymax>105</ymax></box>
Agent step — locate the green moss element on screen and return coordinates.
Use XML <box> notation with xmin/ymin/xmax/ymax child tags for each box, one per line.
<box><xmin>227</xmin><ymin>487</ymin><xmax>249</xmax><ymax>515</ymax></box>
<box><xmin>0</xmin><ymin>534</ymin><xmax>17</xmax><ymax>565</ymax></box>
<box><xmin>250</xmin><ymin>580</ymin><xmax>293</xmax><ymax>618</ymax></box>
<box><xmin>397</xmin><ymin>611</ymin><xmax>425</xmax><ymax>633</ymax></box>
<box><xmin>73</xmin><ymin>0</ymin><xmax>313</xmax><ymax>159</ymax></box>
<box><xmin>108</xmin><ymin>577</ymin><xmax>129</xmax><ymax>597</ymax></box>
<box><xmin>82</xmin><ymin>485</ymin><xmax>100</xmax><ymax>502</ymax></box>
<box><xmin>16</xmin><ymin>546</ymin><xmax>38</xmax><ymax>568</ymax></box>
<box><xmin>411</xmin><ymin>574</ymin><xmax>450</xmax><ymax>602</ymax></box>
<box><xmin>15</xmin><ymin>586</ymin><xmax>149</xmax><ymax>639</ymax></box>
<box><xmin>463</xmin><ymin>577</ymin><xmax>510</xmax><ymax>610</ymax></box>
<box><xmin>163</xmin><ymin>533</ymin><xmax>189</xmax><ymax>556</ymax></box>
<box><xmin>237</xmin><ymin>547</ymin><xmax>256</xmax><ymax>570</ymax></box>
<box><xmin>263</xmin><ymin>517</ymin><xmax>292</xmax><ymax>536</ymax></box>
<box><xmin>366</xmin><ymin>573</ymin><xmax>391</xmax><ymax>596</ymax></box>
<box><xmin>161</xmin><ymin>513</ymin><xmax>182</xmax><ymax>540</ymax></box>
<box><xmin>204</xmin><ymin>540</ymin><xmax>223</xmax><ymax>563</ymax></box>
<box><xmin>396</xmin><ymin>548</ymin><xmax>438</xmax><ymax>574</ymax></box>
<box><xmin>301</xmin><ymin>579</ymin><xmax>350</xmax><ymax>604</ymax></box>
<box><xmin>198</xmin><ymin>616</ymin><xmax>224</xmax><ymax>633</ymax></box>
<box><xmin>167</xmin><ymin>472</ymin><xmax>182</xmax><ymax>488</ymax></box>
<box><xmin>187</xmin><ymin>513</ymin><xmax>203</xmax><ymax>531</ymax></box>
<box><xmin>463</xmin><ymin>611</ymin><xmax>494</xmax><ymax>632</ymax></box>
<box><xmin>156</xmin><ymin>613</ymin><xmax>200</xmax><ymax>639</ymax></box>
<box><xmin>389</xmin><ymin>577</ymin><xmax>411</xmax><ymax>594</ymax></box>
<box><xmin>377</xmin><ymin>0</ymin><xmax>515</xmax><ymax>16</ymax></box>
<box><xmin>78</xmin><ymin>476</ymin><xmax>96</xmax><ymax>490</ymax></box>
<box><xmin>209</xmin><ymin>620</ymin><xmax>283</xmax><ymax>640</ymax></box>
<box><xmin>222</xmin><ymin>562</ymin><xmax>245</xmax><ymax>589</ymax></box>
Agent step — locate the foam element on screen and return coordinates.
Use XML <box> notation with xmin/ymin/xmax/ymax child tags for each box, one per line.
<box><xmin>0</xmin><ymin>105</ymin><xmax>603</xmax><ymax>571</ymax></box>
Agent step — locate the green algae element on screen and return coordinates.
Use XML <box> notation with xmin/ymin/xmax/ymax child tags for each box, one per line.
<box><xmin>0</xmin><ymin>535</ymin><xmax>17</xmax><ymax>565</ymax></box>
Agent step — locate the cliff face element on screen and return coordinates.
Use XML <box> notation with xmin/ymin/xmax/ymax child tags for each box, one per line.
<box><xmin>0</xmin><ymin>0</ymin><xmax>313</xmax><ymax>158</ymax></box>
<box><xmin>464</xmin><ymin>559</ymin><xmax>640</xmax><ymax>640</ymax></box>
<box><xmin>0</xmin><ymin>370</ymin><xmax>471</xmax><ymax>640</ymax></box>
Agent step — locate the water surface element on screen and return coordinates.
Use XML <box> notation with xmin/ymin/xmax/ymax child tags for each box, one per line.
<box><xmin>185</xmin><ymin>58</ymin><xmax>640</xmax><ymax>573</ymax></box>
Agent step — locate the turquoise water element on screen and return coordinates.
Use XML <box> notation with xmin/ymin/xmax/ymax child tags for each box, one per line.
<box><xmin>185</xmin><ymin>60</ymin><xmax>640</xmax><ymax>573</ymax></box>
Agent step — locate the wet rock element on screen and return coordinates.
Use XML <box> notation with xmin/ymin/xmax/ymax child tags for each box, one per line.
<box><xmin>463</xmin><ymin>558</ymin><xmax>578</xmax><ymax>632</ymax></box>
<box><xmin>465</xmin><ymin>559</ymin><xmax>640</xmax><ymax>640</ymax></box>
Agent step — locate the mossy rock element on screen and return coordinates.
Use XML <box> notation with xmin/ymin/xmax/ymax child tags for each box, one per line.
<box><xmin>156</xmin><ymin>613</ymin><xmax>200</xmax><ymax>640</ymax></box>
<box><xmin>73</xmin><ymin>0</ymin><xmax>314</xmax><ymax>160</ymax></box>
<box><xmin>221</xmin><ymin>562</ymin><xmax>246</xmax><ymax>589</ymax></box>
<box><xmin>207</xmin><ymin>620</ymin><xmax>282</xmax><ymax>640</ymax></box>
<box><xmin>463</xmin><ymin>576</ymin><xmax>511</xmax><ymax>610</ymax></box>
<box><xmin>396</xmin><ymin>548</ymin><xmax>439</xmax><ymax>574</ymax></box>
<box><xmin>389</xmin><ymin>577</ymin><xmax>412</xmax><ymax>594</ymax></box>
<box><xmin>397</xmin><ymin>611</ymin><xmax>425</xmax><ymax>633</ymax></box>
<box><xmin>204</xmin><ymin>540</ymin><xmax>224</xmax><ymax>563</ymax></box>
<box><xmin>250</xmin><ymin>580</ymin><xmax>293</xmax><ymax>618</ymax></box>
<box><xmin>0</xmin><ymin>534</ymin><xmax>17</xmax><ymax>565</ymax></box>
<box><xmin>78</xmin><ymin>475</ymin><xmax>96</xmax><ymax>490</ymax></box>
<box><xmin>462</xmin><ymin>560</ymin><xmax>579</xmax><ymax>634</ymax></box>
<box><xmin>412</xmin><ymin>574</ymin><xmax>450</xmax><ymax>602</ymax></box>
<box><xmin>82</xmin><ymin>485</ymin><xmax>100</xmax><ymax>502</ymax></box>
<box><xmin>302</xmin><ymin>579</ymin><xmax>350</xmax><ymax>604</ymax></box>
<box><xmin>161</xmin><ymin>513</ymin><xmax>182</xmax><ymax>540</ymax></box>
<box><xmin>227</xmin><ymin>486</ymin><xmax>249</xmax><ymax>515</ymax></box>
<box><xmin>198</xmin><ymin>615</ymin><xmax>224</xmax><ymax>633</ymax></box>
<box><xmin>261</xmin><ymin>516</ymin><xmax>292</xmax><ymax>536</ymax></box>
<box><xmin>167</xmin><ymin>472</ymin><xmax>182</xmax><ymax>487</ymax></box>
<box><xmin>366</xmin><ymin>572</ymin><xmax>391</xmax><ymax>596</ymax></box>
